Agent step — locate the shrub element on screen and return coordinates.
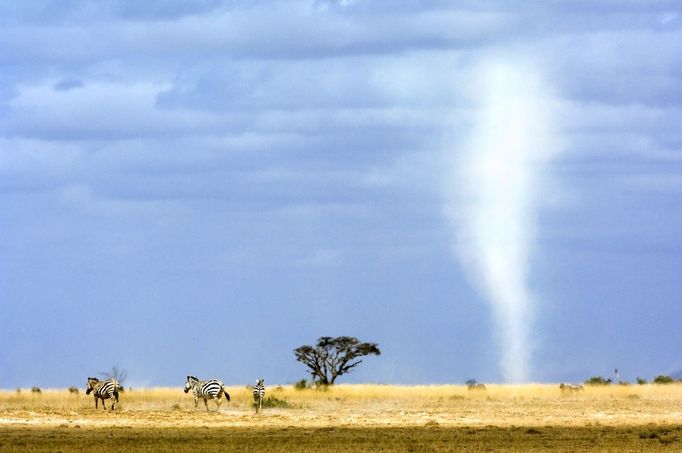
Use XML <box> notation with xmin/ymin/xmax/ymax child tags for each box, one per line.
<box><xmin>256</xmin><ymin>396</ymin><xmax>291</xmax><ymax>409</ymax></box>
<box><xmin>653</xmin><ymin>375</ymin><xmax>673</xmax><ymax>384</ymax></box>
<box><xmin>585</xmin><ymin>376</ymin><xmax>611</xmax><ymax>386</ymax></box>
<box><xmin>294</xmin><ymin>379</ymin><xmax>309</xmax><ymax>390</ymax></box>
<box><xmin>636</xmin><ymin>377</ymin><xmax>647</xmax><ymax>385</ymax></box>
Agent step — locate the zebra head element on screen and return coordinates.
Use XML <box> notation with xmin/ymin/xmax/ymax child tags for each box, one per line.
<box><xmin>86</xmin><ymin>377</ymin><xmax>99</xmax><ymax>395</ymax></box>
<box><xmin>184</xmin><ymin>375</ymin><xmax>198</xmax><ymax>393</ymax></box>
<box><xmin>256</xmin><ymin>379</ymin><xmax>264</xmax><ymax>386</ymax></box>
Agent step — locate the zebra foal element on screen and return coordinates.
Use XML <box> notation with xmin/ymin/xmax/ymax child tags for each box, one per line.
<box><xmin>184</xmin><ymin>375</ymin><xmax>231</xmax><ymax>411</ymax></box>
<box><xmin>86</xmin><ymin>377</ymin><xmax>121</xmax><ymax>410</ymax></box>
<box><xmin>253</xmin><ymin>379</ymin><xmax>265</xmax><ymax>413</ymax></box>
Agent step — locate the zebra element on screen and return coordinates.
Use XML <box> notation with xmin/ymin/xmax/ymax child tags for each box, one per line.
<box><xmin>31</xmin><ymin>386</ymin><xmax>41</xmax><ymax>394</ymax></box>
<box><xmin>184</xmin><ymin>376</ymin><xmax>231</xmax><ymax>411</ymax></box>
<box><xmin>253</xmin><ymin>379</ymin><xmax>265</xmax><ymax>413</ymax></box>
<box><xmin>559</xmin><ymin>383</ymin><xmax>584</xmax><ymax>394</ymax></box>
<box><xmin>86</xmin><ymin>377</ymin><xmax>121</xmax><ymax>410</ymax></box>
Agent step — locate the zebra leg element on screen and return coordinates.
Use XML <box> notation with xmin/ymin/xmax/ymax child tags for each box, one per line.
<box><xmin>194</xmin><ymin>396</ymin><xmax>198</xmax><ymax>409</ymax></box>
<box><xmin>101</xmin><ymin>398</ymin><xmax>107</xmax><ymax>410</ymax></box>
<box><xmin>95</xmin><ymin>396</ymin><xmax>98</xmax><ymax>409</ymax></box>
<box><xmin>204</xmin><ymin>399</ymin><xmax>209</xmax><ymax>412</ymax></box>
<box><xmin>216</xmin><ymin>396</ymin><xmax>221</xmax><ymax>411</ymax></box>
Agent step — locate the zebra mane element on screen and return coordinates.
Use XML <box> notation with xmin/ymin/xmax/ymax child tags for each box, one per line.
<box><xmin>187</xmin><ymin>375</ymin><xmax>199</xmax><ymax>382</ymax></box>
<box><xmin>88</xmin><ymin>377</ymin><xmax>99</xmax><ymax>382</ymax></box>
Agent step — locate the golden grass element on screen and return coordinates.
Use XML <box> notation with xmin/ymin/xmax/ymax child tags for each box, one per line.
<box><xmin>2</xmin><ymin>384</ymin><xmax>681</xmax><ymax>451</ymax></box>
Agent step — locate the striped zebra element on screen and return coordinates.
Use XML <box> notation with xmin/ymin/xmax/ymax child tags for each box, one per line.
<box><xmin>559</xmin><ymin>383</ymin><xmax>584</xmax><ymax>394</ymax></box>
<box><xmin>86</xmin><ymin>377</ymin><xmax>121</xmax><ymax>410</ymax></box>
<box><xmin>253</xmin><ymin>379</ymin><xmax>265</xmax><ymax>413</ymax></box>
<box><xmin>184</xmin><ymin>376</ymin><xmax>231</xmax><ymax>411</ymax></box>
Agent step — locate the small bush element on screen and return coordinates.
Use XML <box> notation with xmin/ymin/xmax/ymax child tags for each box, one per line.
<box><xmin>653</xmin><ymin>375</ymin><xmax>673</xmax><ymax>384</ymax></box>
<box><xmin>294</xmin><ymin>379</ymin><xmax>309</xmax><ymax>390</ymax></box>
<box><xmin>171</xmin><ymin>403</ymin><xmax>182</xmax><ymax>411</ymax></box>
<box><xmin>585</xmin><ymin>376</ymin><xmax>611</xmax><ymax>386</ymax></box>
<box><xmin>256</xmin><ymin>396</ymin><xmax>291</xmax><ymax>409</ymax></box>
<box><xmin>636</xmin><ymin>377</ymin><xmax>647</xmax><ymax>385</ymax></box>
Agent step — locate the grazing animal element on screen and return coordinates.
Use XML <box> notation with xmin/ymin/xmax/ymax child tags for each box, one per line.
<box><xmin>86</xmin><ymin>377</ymin><xmax>121</xmax><ymax>410</ymax></box>
<box><xmin>559</xmin><ymin>383</ymin><xmax>584</xmax><ymax>394</ymax></box>
<box><xmin>184</xmin><ymin>376</ymin><xmax>230</xmax><ymax>411</ymax></box>
<box><xmin>31</xmin><ymin>386</ymin><xmax>41</xmax><ymax>394</ymax></box>
<box><xmin>68</xmin><ymin>386</ymin><xmax>79</xmax><ymax>395</ymax></box>
<box><xmin>467</xmin><ymin>383</ymin><xmax>486</xmax><ymax>391</ymax></box>
<box><xmin>253</xmin><ymin>379</ymin><xmax>266</xmax><ymax>413</ymax></box>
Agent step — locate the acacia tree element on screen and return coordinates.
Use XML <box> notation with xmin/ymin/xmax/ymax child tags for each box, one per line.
<box><xmin>294</xmin><ymin>336</ymin><xmax>381</xmax><ymax>385</ymax></box>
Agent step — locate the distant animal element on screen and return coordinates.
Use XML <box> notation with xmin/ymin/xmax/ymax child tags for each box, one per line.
<box><xmin>86</xmin><ymin>377</ymin><xmax>121</xmax><ymax>410</ymax></box>
<box><xmin>559</xmin><ymin>383</ymin><xmax>584</xmax><ymax>394</ymax></box>
<box><xmin>253</xmin><ymin>379</ymin><xmax>266</xmax><ymax>413</ymax></box>
<box><xmin>184</xmin><ymin>376</ymin><xmax>231</xmax><ymax>412</ymax></box>
<box><xmin>467</xmin><ymin>383</ymin><xmax>486</xmax><ymax>391</ymax></box>
<box><xmin>31</xmin><ymin>386</ymin><xmax>41</xmax><ymax>394</ymax></box>
<box><xmin>68</xmin><ymin>386</ymin><xmax>79</xmax><ymax>395</ymax></box>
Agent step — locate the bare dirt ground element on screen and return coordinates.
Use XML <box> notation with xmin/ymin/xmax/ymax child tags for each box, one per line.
<box><xmin>1</xmin><ymin>384</ymin><xmax>680</xmax><ymax>451</ymax></box>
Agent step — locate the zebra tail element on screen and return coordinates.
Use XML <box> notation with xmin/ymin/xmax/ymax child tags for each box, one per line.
<box><xmin>222</xmin><ymin>386</ymin><xmax>231</xmax><ymax>402</ymax></box>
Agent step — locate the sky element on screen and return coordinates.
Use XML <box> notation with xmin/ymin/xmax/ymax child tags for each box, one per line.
<box><xmin>1</xmin><ymin>0</ymin><xmax>681</xmax><ymax>388</ymax></box>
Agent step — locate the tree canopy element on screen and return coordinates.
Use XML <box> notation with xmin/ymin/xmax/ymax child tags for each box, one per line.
<box><xmin>294</xmin><ymin>336</ymin><xmax>381</xmax><ymax>385</ymax></box>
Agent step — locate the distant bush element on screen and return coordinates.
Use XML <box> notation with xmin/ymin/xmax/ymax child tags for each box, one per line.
<box><xmin>171</xmin><ymin>402</ymin><xmax>182</xmax><ymax>411</ymax></box>
<box><xmin>294</xmin><ymin>379</ymin><xmax>309</xmax><ymax>390</ymax></box>
<box><xmin>68</xmin><ymin>386</ymin><xmax>79</xmax><ymax>394</ymax></box>
<box><xmin>256</xmin><ymin>396</ymin><xmax>291</xmax><ymax>409</ymax></box>
<box><xmin>636</xmin><ymin>377</ymin><xmax>647</xmax><ymax>385</ymax></box>
<box><xmin>585</xmin><ymin>376</ymin><xmax>612</xmax><ymax>386</ymax></box>
<box><xmin>653</xmin><ymin>375</ymin><xmax>674</xmax><ymax>384</ymax></box>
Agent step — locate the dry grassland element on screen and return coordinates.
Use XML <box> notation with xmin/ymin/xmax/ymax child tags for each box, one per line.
<box><xmin>1</xmin><ymin>384</ymin><xmax>681</xmax><ymax>451</ymax></box>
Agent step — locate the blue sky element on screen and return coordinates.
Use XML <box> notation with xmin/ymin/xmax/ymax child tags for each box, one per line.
<box><xmin>1</xmin><ymin>1</ymin><xmax>681</xmax><ymax>388</ymax></box>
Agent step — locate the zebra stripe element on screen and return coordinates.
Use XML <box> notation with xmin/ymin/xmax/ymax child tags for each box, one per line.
<box><xmin>184</xmin><ymin>375</ymin><xmax>230</xmax><ymax>411</ymax></box>
<box><xmin>86</xmin><ymin>377</ymin><xmax>120</xmax><ymax>410</ymax></box>
<box><xmin>253</xmin><ymin>379</ymin><xmax>265</xmax><ymax>413</ymax></box>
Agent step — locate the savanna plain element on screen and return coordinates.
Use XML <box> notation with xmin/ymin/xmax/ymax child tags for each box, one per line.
<box><xmin>1</xmin><ymin>384</ymin><xmax>681</xmax><ymax>452</ymax></box>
